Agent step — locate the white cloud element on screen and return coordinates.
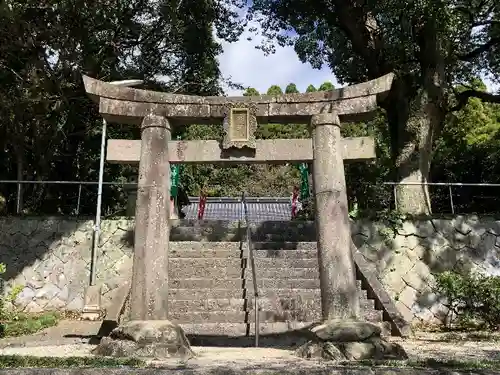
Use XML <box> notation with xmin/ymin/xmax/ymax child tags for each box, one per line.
<box><xmin>217</xmin><ymin>21</ymin><xmax>500</xmax><ymax>96</ymax></box>
<box><xmin>217</xmin><ymin>21</ymin><xmax>338</xmax><ymax>95</ymax></box>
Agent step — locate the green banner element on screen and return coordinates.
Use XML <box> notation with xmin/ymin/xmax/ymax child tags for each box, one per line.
<box><xmin>298</xmin><ymin>163</ymin><xmax>310</xmax><ymax>200</ymax></box>
<box><xmin>170</xmin><ymin>136</ymin><xmax>181</xmax><ymax>197</ymax></box>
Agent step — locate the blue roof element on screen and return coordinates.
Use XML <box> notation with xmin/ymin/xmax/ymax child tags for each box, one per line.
<box><xmin>181</xmin><ymin>197</ymin><xmax>293</xmax><ymax>222</ymax></box>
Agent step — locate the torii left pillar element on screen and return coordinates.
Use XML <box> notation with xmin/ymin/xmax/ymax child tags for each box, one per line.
<box><xmin>130</xmin><ymin>113</ymin><xmax>171</xmax><ymax>320</ymax></box>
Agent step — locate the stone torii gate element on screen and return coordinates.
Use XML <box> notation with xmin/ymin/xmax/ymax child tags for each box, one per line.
<box><xmin>83</xmin><ymin>73</ymin><xmax>394</xmax><ymax>327</ymax></box>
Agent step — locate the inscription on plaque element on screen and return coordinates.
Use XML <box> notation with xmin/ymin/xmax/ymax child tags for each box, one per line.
<box><xmin>230</xmin><ymin>108</ymin><xmax>249</xmax><ymax>141</ymax></box>
<box><xmin>222</xmin><ymin>103</ymin><xmax>257</xmax><ymax>150</ymax></box>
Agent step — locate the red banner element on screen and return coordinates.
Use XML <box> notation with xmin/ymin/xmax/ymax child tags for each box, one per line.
<box><xmin>197</xmin><ymin>191</ymin><xmax>207</xmax><ymax>220</ymax></box>
<box><xmin>291</xmin><ymin>186</ymin><xmax>299</xmax><ymax>219</ymax></box>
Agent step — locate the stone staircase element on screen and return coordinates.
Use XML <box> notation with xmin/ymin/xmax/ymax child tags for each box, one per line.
<box><xmin>155</xmin><ymin>220</ymin><xmax>398</xmax><ymax>345</ymax></box>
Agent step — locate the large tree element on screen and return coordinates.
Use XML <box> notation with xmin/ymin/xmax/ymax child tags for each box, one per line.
<box><xmin>0</xmin><ymin>0</ymin><xmax>244</xmax><ymax>214</ymax></box>
<box><xmin>249</xmin><ymin>0</ymin><xmax>500</xmax><ymax>214</ymax></box>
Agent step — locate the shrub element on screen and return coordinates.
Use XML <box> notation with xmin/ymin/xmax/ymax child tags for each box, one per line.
<box><xmin>0</xmin><ymin>263</ymin><xmax>59</xmax><ymax>338</ymax></box>
<box><xmin>434</xmin><ymin>270</ymin><xmax>500</xmax><ymax>330</ymax></box>
<box><xmin>0</xmin><ymin>263</ymin><xmax>24</xmax><ymax>320</ymax></box>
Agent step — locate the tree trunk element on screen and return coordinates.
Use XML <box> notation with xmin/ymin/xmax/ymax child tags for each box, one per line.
<box><xmin>392</xmin><ymin>103</ymin><xmax>434</xmax><ymax>215</ymax></box>
<box><xmin>385</xmin><ymin>76</ymin><xmax>445</xmax><ymax>215</ymax></box>
<box><xmin>384</xmin><ymin>19</ymin><xmax>447</xmax><ymax>215</ymax></box>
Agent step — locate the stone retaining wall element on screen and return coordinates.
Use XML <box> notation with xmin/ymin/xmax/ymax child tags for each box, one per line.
<box><xmin>0</xmin><ymin>216</ymin><xmax>499</xmax><ymax>324</ymax></box>
<box><xmin>351</xmin><ymin>216</ymin><xmax>500</xmax><ymax>324</ymax></box>
<box><xmin>0</xmin><ymin>218</ymin><xmax>134</xmax><ymax>314</ymax></box>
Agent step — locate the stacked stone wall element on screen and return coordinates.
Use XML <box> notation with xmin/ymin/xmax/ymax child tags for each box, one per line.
<box><xmin>0</xmin><ymin>216</ymin><xmax>498</xmax><ymax>323</ymax></box>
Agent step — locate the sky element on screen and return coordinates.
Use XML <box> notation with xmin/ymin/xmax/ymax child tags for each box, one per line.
<box><xmin>217</xmin><ymin>21</ymin><xmax>339</xmax><ymax>96</ymax></box>
<box><xmin>217</xmin><ymin>21</ymin><xmax>499</xmax><ymax>96</ymax></box>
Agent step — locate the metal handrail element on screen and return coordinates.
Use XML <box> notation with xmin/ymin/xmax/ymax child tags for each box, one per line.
<box><xmin>241</xmin><ymin>192</ymin><xmax>259</xmax><ymax>347</ymax></box>
<box><xmin>383</xmin><ymin>181</ymin><xmax>500</xmax><ymax>215</ymax></box>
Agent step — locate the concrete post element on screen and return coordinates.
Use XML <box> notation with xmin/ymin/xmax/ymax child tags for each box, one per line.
<box><xmin>311</xmin><ymin>113</ymin><xmax>359</xmax><ymax>321</ymax></box>
<box><xmin>130</xmin><ymin>114</ymin><xmax>171</xmax><ymax>321</ymax></box>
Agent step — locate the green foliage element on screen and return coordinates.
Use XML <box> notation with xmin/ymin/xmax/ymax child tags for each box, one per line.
<box><xmin>354</xmin><ymin>358</ymin><xmax>500</xmax><ymax>370</ymax></box>
<box><xmin>0</xmin><ymin>355</ymin><xmax>498</xmax><ymax>370</ymax></box>
<box><xmin>434</xmin><ymin>271</ymin><xmax>500</xmax><ymax>330</ymax></box>
<box><xmin>432</xmin><ymin>80</ymin><xmax>500</xmax><ymax>213</ymax></box>
<box><xmin>305</xmin><ymin>84</ymin><xmax>317</xmax><ymax>92</ymax></box>
<box><xmin>318</xmin><ymin>81</ymin><xmax>335</xmax><ymax>91</ymax></box>
<box><xmin>266</xmin><ymin>85</ymin><xmax>283</xmax><ymax>96</ymax></box>
<box><xmin>0</xmin><ymin>356</ymin><xmax>145</xmax><ymax>368</ymax></box>
<box><xmin>285</xmin><ymin>83</ymin><xmax>299</xmax><ymax>94</ymax></box>
<box><xmin>243</xmin><ymin>87</ymin><xmax>260</xmax><ymax>96</ymax></box>
<box><xmin>179</xmin><ymin>79</ymin><xmax>500</xmax><ymax>214</ymax></box>
<box><xmin>0</xmin><ymin>263</ymin><xmax>21</xmax><ymax>320</ymax></box>
<box><xmin>348</xmin><ymin>202</ymin><xmax>360</xmax><ymax>219</ymax></box>
<box><xmin>249</xmin><ymin>0</ymin><xmax>500</xmax><ymax>214</ymax></box>
<box><xmin>0</xmin><ymin>0</ymin><xmax>245</xmax><ymax>215</ymax></box>
<box><xmin>1</xmin><ymin>312</ymin><xmax>60</xmax><ymax>338</ymax></box>
<box><xmin>0</xmin><ymin>263</ymin><xmax>59</xmax><ymax>337</ymax></box>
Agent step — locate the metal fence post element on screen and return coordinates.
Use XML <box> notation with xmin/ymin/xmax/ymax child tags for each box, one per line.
<box><xmin>448</xmin><ymin>184</ymin><xmax>455</xmax><ymax>214</ymax></box>
<box><xmin>393</xmin><ymin>184</ymin><xmax>398</xmax><ymax>211</ymax></box>
<box><xmin>76</xmin><ymin>184</ymin><xmax>82</xmax><ymax>216</ymax></box>
<box><xmin>16</xmin><ymin>182</ymin><xmax>22</xmax><ymax>214</ymax></box>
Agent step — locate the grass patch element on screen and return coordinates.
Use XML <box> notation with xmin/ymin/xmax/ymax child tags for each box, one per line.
<box><xmin>0</xmin><ymin>355</ymin><xmax>146</xmax><ymax>368</ymax></box>
<box><xmin>350</xmin><ymin>358</ymin><xmax>500</xmax><ymax>370</ymax></box>
<box><xmin>0</xmin><ymin>355</ymin><xmax>498</xmax><ymax>370</ymax></box>
<box><xmin>0</xmin><ymin>311</ymin><xmax>60</xmax><ymax>337</ymax></box>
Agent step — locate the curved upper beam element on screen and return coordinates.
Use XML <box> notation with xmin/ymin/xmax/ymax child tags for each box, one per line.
<box><xmin>82</xmin><ymin>73</ymin><xmax>394</xmax><ymax>125</ymax></box>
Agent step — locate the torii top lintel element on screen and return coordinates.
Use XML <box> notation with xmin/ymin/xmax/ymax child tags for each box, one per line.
<box><xmin>82</xmin><ymin>73</ymin><xmax>394</xmax><ymax>125</ymax></box>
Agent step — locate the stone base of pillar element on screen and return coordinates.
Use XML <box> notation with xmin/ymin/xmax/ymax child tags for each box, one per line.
<box><xmin>296</xmin><ymin>320</ymin><xmax>407</xmax><ymax>361</ymax></box>
<box><xmin>81</xmin><ymin>285</ymin><xmax>104</xmax><ymax>321</ymax></box>
<box><xmin>92</xmin><ymin>320</ymin><xmax>194</xmax><ymax>359</ymax></box>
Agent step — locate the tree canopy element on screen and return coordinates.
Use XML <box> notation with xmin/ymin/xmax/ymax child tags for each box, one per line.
<box><xmin>0</xmin><ymin>0</ymin><xmax>500</xmax><ymax>217</ymax></box>
<box><xmin>248</xmin><ymin>0</ymin><xmax>500</xmax><ymax>213</ymax></box>
<box><xmin>0</xmin><ymin>0</ymin><xmax>245</xmax><ymax>214</ymax></box>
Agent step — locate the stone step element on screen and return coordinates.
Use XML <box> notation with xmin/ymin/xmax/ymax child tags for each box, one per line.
<box><xmin>168</xmin><ymin>288</ymin><xmax>321</xmax><ymax>300</ymax></box>
<box><xmin>169</xmin><ymin>310</ymin><xmax>319</xmax><ymax>323</ymax></box>
<box><xmin>169</xmin><ymin>258</ymin><xmax>318</xmax><ymax>269</ymax></box>
<box><xmin>169</xmin><ymin>297</ymin><xmax>375</xmax><ymax>313</ymax></box>
<box><xmin>169</xmin><ymin>308</ymin><xmax>382</xmax><ymax>324</ymax></box>
<box><xmin>180</xmin><ymin>321</ymin><xmax>312</xmax><ymax>337</ymax></box>
<box><xmin>170</xmin><ymin>241</ymin><xmax>317</xmax><ymax>252</ymax></box>
<box><xmin>170</xmin><ymin>249</ymin><xmax>318</xmax><ymax>259</ymax></box>
<box><xmin>171</xmin><ymin>220</ymin><xmax>315</xmax><ymax>231</ymax></box>
<box><xmin>168</xmin><ymin>278</ymin><xmax>367</xmax><ymax>290</ymax></box>
<box><xmin>169</xmin><ymin>278</ymin><xmax>320</xmax><ymax>289</ymax></box>
<box><xmin>180</xmin><ymin>321</ymin><xmax>393</xmax><ymax>344</ymax></box>
<box><xmin>168</xmin><ymin>288</ymin><xmax>368</xmax><ymax>301</ymax></box>
<box><xmin>169</xmin><ymin>267</ymin><xmax>319</xmax><ymax>279</ymax></box>
<box><xmin>170</xmin><ymin>228</ymin><xmax>315</xmax><ymax>242</ymax></box>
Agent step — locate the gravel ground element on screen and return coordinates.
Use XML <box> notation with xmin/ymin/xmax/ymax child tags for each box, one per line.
<box><xmin>391</xmin><ymin>331</ymin><xmax>500</xmax><ymax>362</ymax></box>
<box><xmin>0</xmin><ymin>345</ymin><xmax>328</xmax><ymax>370</ymax></box>
<box><xmin>1</xmin><ymin>321</ymin><xmax>500</xmax><ymax>367</ymax></box>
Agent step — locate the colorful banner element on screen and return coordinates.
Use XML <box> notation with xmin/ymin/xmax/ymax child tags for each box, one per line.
<box><xmin>198</xmin><ymin>190</ymin><xmax>207</xmax><ymax>220</ymax></box>
<box><xmin>291</xmin><ymin>186</ymin><xmax>299</xmax><ymax>219</ymax></box>
<box><xmin>170</xmin><ymin>136</ymin><xmax>181</xmax><ymax>197</ymax></box>
<box><xmin>298</xmin><ymin>163</ymin><xmax>310</xmax><ymax>200</ymax></box>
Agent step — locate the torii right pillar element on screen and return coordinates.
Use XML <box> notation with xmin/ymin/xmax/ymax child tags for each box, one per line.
<box><xmin>312</xmin><ymin>112</ymin><xmax>360</xmax><ymax>321</ymax></box>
